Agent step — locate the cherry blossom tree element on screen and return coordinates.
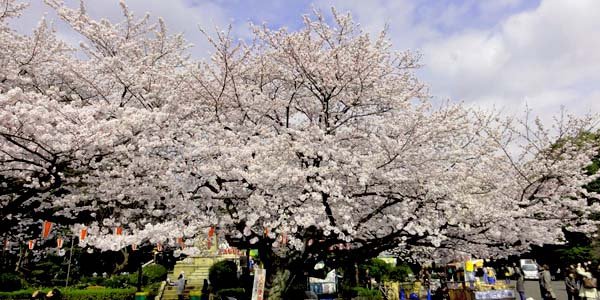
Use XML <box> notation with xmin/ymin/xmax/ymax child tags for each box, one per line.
<box><xmin>1</xmin><ymin>1</ymin><xmax>599</xmax><ymax>296</ymax></box>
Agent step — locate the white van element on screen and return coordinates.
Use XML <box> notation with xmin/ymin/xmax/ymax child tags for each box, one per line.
<box><xmin>520</xmin><ymin>260</ymin><xmax>539</xmax><ymax>280</ymax></box>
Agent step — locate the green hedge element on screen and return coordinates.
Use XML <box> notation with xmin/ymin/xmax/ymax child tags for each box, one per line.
<box><xmin>0</xmin><ymin>288</ymin><xmax>136</xmax><ymax>300</ymax></box>
<box><xmin>216</xmin><ymin>287</ymin><xmax>246</xmax><ymax>299</ymax></box>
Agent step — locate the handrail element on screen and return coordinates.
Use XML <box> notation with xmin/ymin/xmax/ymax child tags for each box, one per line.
<box><xmin>156</xmin><ymin>281</ymin><xmax>167</xmax><ymax>300</ymax></box>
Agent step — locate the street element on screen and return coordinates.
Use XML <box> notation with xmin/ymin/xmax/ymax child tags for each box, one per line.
<box><xmin>524</xmin><ymin>280</ymin><xmax>567</xmax><ymax>300</ymax></box>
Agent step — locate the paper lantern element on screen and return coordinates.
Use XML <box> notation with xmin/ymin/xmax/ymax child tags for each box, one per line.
<box><xmin>56</xmin><ymin>237</ymin><xmax>64</xmax><ymax>249</ymax></box>
<box><xmin>28</xmin><ymin>239</ymin><xmax>36</xmax><ymax>250</ymax></box>
<box><xmin>42</xmin><ymin>221</ymin><xmax>53</xmax><ymax>239</ymax></box>
<box><xmin>80</xmin><ymin>228</ymin><xmax>88</xmax><ymax>241</ymax></box>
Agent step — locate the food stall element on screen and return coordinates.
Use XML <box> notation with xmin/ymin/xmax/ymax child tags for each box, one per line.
<box><xmin>447</xmin><ymin>260</ymin><xmax>516</xmax><ymax>300</ymax></box>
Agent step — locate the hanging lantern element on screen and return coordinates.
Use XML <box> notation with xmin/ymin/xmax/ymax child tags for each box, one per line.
<box><xmin>56</xmin><ymin>237</ymin><xmax>64</xmax><ymax>249</ymax></box>
<box><xmin>207</xmin><ymin>226</ymin><xmax>215</xmax><ymax>248</ymax></box>
<box><xmin>28</xmin><ymin>239</ymin><xmax>36</xmax><ymax>250</ymax></box>
<box><xmin>42</xmin><ymin>221</ymin><xmax>53</xmax><ymax>239</ymax></box>
<box><xmin>279</xmin><ymin>233</ymin><xmax>288</xmax><ymax>245</ymax></box>
<box><xmin>131</xmin><ymin>244</ymin><xmax>138</xmax><ymax>251</ymax></box>
<box><xmin>79</xmin><ymin>227</ymin><xmax>88</xmax><ymax>241</ymax></box>
<box><xmin>115</xmin><ymin>227</ymin><xmax>123</xmax><ymax>235</ymax></box>
<box><xmin>177</xmin><ymin>237</ymin><xmax>185</xmax><ymax>249</ymax></box>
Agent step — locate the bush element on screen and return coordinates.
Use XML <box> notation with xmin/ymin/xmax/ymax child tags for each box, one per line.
<box><xmin>217</xmin><ymin>288</ymin><xmax>246</xmax><ymax>299</ymax></box>
<box><xmin>103</xmin><ymin>274</ymin><xmax>132</xmax><ymax>288</ymax></box>
<box><xmin>209</xmin><ymin>260</ymin><xmax>239</xmax><ymax>292</ymax></box>
<box><xmin>142</xmin><ymin>264</ymin><xmax>167</xmax><ymax>283</ymax></box>
<box><xmin>0</xmin><ymin>288</ymin><xmax>136</xmax><ymax>300</ymax></box>
<box><xmin>0</xmin><ymin>272</ymin><xmax>23</xmax><ymax>291</ymax></box>
<box><xmin>352</xmin><ymin>287</ymin><xmax>383</xmax><ymax>300</ymax></box>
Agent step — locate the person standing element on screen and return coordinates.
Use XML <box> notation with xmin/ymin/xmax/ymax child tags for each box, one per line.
<box><xmin>541</xmin><ymin>264</ymin><xmax>556</xmax><ymax>300</ymax></box>
<box><xmin>175</xmin><ymin>272</ymin><xmax>186</xmax><ymax>300</ymax></box>
<box><xmin>566</xmin><ymin>272</ymin><xmax>579</xmax><ymax>300</ymax></box>
<box><xmin>578</xmin><ymin>267</ymin><xmax>597</xmax><ymax>300</ymax></box>
<box><xmin>516</xmin><ymin>268</ymin><xmax>526</xmax><ymax>300</ymax></box>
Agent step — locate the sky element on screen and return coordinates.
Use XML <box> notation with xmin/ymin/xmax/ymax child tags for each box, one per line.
<box><xmin>9</xmin><ymin>0</ymin><xmax>600</xmax><ymax>123</ymax></box>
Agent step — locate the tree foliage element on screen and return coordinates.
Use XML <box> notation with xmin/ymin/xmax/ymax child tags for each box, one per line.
<box><xmin>1</xmin><ymin>1</ymin><xmax>599</xmax><ymax>294</ymax></box>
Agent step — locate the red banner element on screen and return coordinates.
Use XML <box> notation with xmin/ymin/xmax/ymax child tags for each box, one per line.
<box><xmin>56</xmin><ymin>237</ymin><xmax>64</xmax><ymax>249</ymax></box>
<box><xmin>115</xmin><ymin>227</ymin><xmax>123</xmax><ymax>235</ymax></box>
<box><xmin>42</xmin><ymin>221</ymin><xmax>53</xmax><ymax>239</ymax></box>
<box><xmin>80</xmin><ymin>228</ymin><xmax>88</xmax><ymax>241</ymax></box>
<box><xmin>28</xmin><ymin>239</ymin><xmax>36</xmax><ymax>250</ymax></box>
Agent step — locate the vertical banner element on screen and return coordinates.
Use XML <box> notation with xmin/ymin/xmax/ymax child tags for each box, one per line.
<box><xmin>42</xmin><ymin>221</ymin><xmax>53</xmax><ymax>239</ymax></box>
<box><xmin>251</xmin><ymin>268</ymin><xmax>266</xmax><ymax>300</ymax></box>
<box><xmin>56</xmin><ymin>237</ymin><xmax>64</xmax><ymax>249</ymax></box>
<box><xmin>80</xmin><ymin>228</ymin><xmax>88</xmax><ymax>241</ymax></box>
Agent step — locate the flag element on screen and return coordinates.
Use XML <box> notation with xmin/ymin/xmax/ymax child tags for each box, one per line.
<box><xmin>42</xmin><ymin>221</ymin><xmax>53</xmax><ymax>239</ymax></box>
<box><xmin>80</xmin><ymin>228</ymin><xmax>88</xmax><ymax>241</ymax></box>
<box><xmin>56</xmin><ymin>237</ymin><xmax>64</xmax><ymax>249</ymax></box>
<box><xmin>28</xmin><ymin>239</ymin><xmax>36</xmax><ymax>250</ymax></box>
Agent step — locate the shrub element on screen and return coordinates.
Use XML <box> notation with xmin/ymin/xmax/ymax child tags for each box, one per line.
<box><xmin>103</xmin><ymin>274</ymin><xmax>132</xmax><ymax>288</ymax></box>
<box><xmin>0</xmin><ymin>288</ymin><xmax>136</xmax><ymax>300</ymax></box>
<box><xmin>0</xmin><ymin>272</ymin><xmax>23</xmax><ymax>291</ymax></box>
<box><xmin>209</xmin><ymin>260</ymin><xmax>239</xmax><ymax>292</ymax></box>
<box><xmin>352</xmin><ymin>287</ymin><xmax>383</xmax><ymax>300</ymax></box>
<box><xmin>217</xmin><ymin>287</ymin><xmax>246</xmax><ymax>300</ymax></box>
<box><xmin>142</xmin><ymin>264</ymin><xmax>167</xmax><ymax>283</ymax></box>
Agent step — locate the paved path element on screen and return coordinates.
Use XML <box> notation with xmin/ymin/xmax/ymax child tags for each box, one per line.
<box><xmin>523</xmin><ymin>280</ymin><xmax>567</xmax><ymax>300</ymax></box>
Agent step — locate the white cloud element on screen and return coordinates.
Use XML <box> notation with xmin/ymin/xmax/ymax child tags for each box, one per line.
<box><xmin>420</xmin><ymin>0</ymin><xmax>600</xmax><ymax>118</ymax></box>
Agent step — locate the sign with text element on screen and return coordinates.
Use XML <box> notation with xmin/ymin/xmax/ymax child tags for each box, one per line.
<box><xmin>251</xmin><ymin>268</ymin><xmax>266</xmax><ymax>300</ymax></box>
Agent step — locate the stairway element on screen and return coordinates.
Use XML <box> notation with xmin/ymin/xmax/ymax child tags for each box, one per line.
<box><xmin>161</xmin><ymin>255</ymin><xmax>239</xmax><ymax>300</ymax></box>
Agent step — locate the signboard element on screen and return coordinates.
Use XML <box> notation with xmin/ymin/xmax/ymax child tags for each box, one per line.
<box><xmin>251</xmin><ymin>268</ymin><xmax>266</xmax><ymax>300</ymax></box>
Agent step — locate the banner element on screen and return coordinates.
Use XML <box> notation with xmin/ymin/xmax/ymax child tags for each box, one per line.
<box><xmin>251</xmin><ymin>268</ymin><xmax>266</xmax><ymax>300</ymax></box>
<box><xmin>115</xmin><ymin>227</ymin><xmax>123</xmax><ymax>235</ymax></box>
<box><xmin>56</xmin><ymin>237</ymin><xmax>64</xmax><ymax>249</ymax></box>
<box><xmin>42</xmin><ymin>221</ymin><xmax>53</xmax><ymax>239</ymax></box>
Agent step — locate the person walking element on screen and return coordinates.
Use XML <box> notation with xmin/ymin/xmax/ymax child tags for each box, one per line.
<box><xmin>516</xmin><ymin>268</ymin><xmax>526</xmax><ymax>300</ymax></box>
<box><xmin>175</xmin><ymin>272</ymin><xmax>186</xmax><ymax>300</ymax></box>
<box><xmin>541</xmin><ymin>264</ymin><xmax>556</xmax><ymax>300</ymax></box>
